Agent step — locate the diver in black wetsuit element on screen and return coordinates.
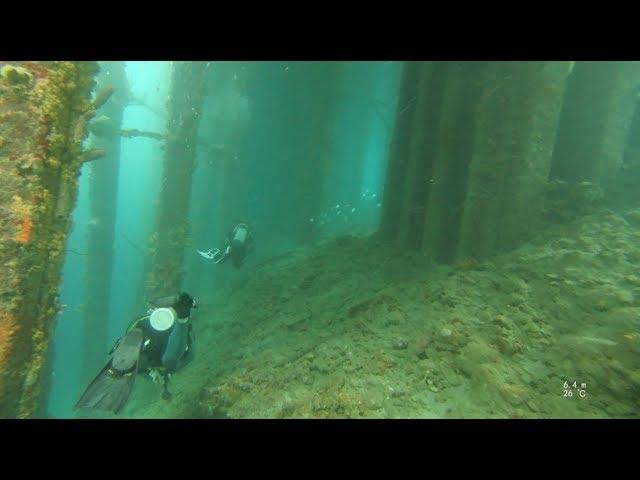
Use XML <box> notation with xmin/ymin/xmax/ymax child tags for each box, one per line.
<box><xmin>198</xmin><ymin>222</ymin><xmax>254</xmax><ymax>268</ymax></box>
<box><xmin>75</xmin><ymin>292</ymin><xmax>197</xmax><ymax>414</ymax></box>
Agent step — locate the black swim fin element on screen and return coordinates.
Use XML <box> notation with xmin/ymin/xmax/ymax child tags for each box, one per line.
<box><xmin>75</xmin><ymin>329</ymin><xmax>144</xmax><ymax>414</ymax></box>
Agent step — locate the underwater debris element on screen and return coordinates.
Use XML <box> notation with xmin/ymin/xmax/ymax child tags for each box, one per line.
<box><xmin>624</xmin><ymin>208</ymin><xmax>640</xmax><ymax>225</ymax></box>
<box><xmin>543</xmin><ymin>176</ymin><xmax>563</xmax><ymax>192</ymax></box>
<box><xmin>440</xmin><ymin>328</ymin><xmax>452</xmax><ymax>338</ymax></box>
<box><xmin>392</xmin><ymin>339</ymin><xmax>408</xmax><ymax>350</ymax></box>
<box><xmin>545</xmin><ymin>179</ymin><xmax>606</xmax><ymax>221</ymax></box>
<box><xmin>570</xmin><ymin>181</ymin><xmax>605</xmax><ymax>208</ymax></box>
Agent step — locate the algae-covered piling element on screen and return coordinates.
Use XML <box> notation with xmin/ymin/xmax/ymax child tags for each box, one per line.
<box><xmin>0</xmin><ymin>61</ymin><xmax>97</xmax><ymax>418</ymax></box>
<box><xmin>145</xmin><ymin>62</ymin><xmax>208</xmax><ymax>300</ymax></box>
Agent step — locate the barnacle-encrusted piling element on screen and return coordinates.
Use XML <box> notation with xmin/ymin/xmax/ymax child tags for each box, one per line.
<box><xmin>145</xmin><ymin>61</ymin><xmax>207</xmax><ymax>300</ymax></box>
<box><xmin>0</xmin><ymin>61</ymin><xmax>98</xmax><ymax>418</ymax></box>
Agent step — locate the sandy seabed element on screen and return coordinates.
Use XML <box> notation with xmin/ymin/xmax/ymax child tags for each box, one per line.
<box><xmin>98</xmin><ymin>205</ymin><xmax>640</xmax><ymax>419</ymax></box>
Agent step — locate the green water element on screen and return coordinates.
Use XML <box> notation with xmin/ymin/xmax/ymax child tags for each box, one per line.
<box><xmin>46</xmin><ymin>61</ymin><xmax>640</xmax><ymax>419</ymax></box>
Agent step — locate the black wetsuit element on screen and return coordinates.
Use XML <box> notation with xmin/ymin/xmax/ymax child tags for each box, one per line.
<box><xmin>76</xmin><ymin>292</ymin><xmax>196</xmax><ymax>411</ymax></box>
<box><xmin>125</xmin><ymin>315</ymin><xmax>195</xmax><ymax>375</ymax></box>
<box><xmin>214</xmin><ymin>223</ymin><xmax>254</xmax><ymax>267</ymax></box>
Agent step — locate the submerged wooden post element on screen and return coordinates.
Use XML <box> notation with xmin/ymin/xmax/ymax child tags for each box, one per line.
<box><xmin>0</xmin><ymin>61</ymin><xmax>98</xmax><ymax>418</ymax></box>
<box><xmin>145</xmin><ymin>61</ymin><xmax>207</xmax><ymax>300</ymax></box>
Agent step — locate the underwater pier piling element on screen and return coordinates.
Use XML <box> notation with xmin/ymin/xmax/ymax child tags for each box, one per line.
<box><xmin>382</xmin><ymin>61</ymin><xmax>571</xmax><ymax>263</ymax></box>
<box><xmin>0</xmin><ymin>61</ymin><xmax>98</xmax><ymax>418</ymax></box>
<box><xmin>294</xmin><ymin>62</ymin><xmax>343</xmax><ymax>244</ymax></box>
<box><xmin>421</xmin><ymin>61</ymin><xmax>485</xmax><ymax>264</ymax></box>
<box><xmin>81</xmin><ymin>61</ymin><xmax>128</xmax><ymax>385</ymax></box>
<box><xmin>145</xmin><ymin>61</ymin><xmax>208</xmax><ymax>300</ymax></box>
<box><xmin>551</xmin><ymin>61</ymin><xmax>640</xmax><ymax>186</ymax></box>
<box><xmin>210</xmin><ymin>62</ymin><xmax>250</xmax><ymax>284</ymax></box>
<box><xmin>394</xmin><ymin>61</ymin><xmax>439</xmax><ymax>249</ymax></box>
<box><xmin>457</xmin><ymin>61</ymin><xmax>570</xmax><ymax>257</ymax></box>
<box><xmin>381</xmin><ymin>62</ymin><xmax>423</xmax><ymax>244</ymax></box>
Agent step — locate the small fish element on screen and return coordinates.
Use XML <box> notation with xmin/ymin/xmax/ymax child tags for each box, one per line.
<box><xmin>309</xmin><ymin>218</ymin><xmax>315</xmax><ymax>223</ymax></box>
<box><xmin>376</xmin><ymin>203</ymin><xmax>382</xmax><ymax>208</ymax></box>
<box><xmin>351</xmin><ymin>208</ymin><xmax>356</xmax><ymax>213</ymax></box>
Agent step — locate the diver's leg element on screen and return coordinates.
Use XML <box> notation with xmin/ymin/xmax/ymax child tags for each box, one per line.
<box><xmin>161</xmin><ymin>372</ymin><xmax>172</xmax><ymax>401</ymax></box>
<box><xmin>75</xmin><ymin>329</ymin><xmax>144</xmax><ymax>413</ymax></box>
<box><xmin>175</xmin><ymin>333</ymin><xmax>195</xmax><ymax>371</ymax></box>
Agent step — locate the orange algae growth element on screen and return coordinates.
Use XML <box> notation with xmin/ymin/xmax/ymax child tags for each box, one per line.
<box><xmin>16</xmin><ymin>217</ymin><xmax>33</xmax><ymax>244</ymax></box>
<box><xmin>0</xmin><ymin>312</ymin><xmax>19</xmax><ymax>369</ymax></box>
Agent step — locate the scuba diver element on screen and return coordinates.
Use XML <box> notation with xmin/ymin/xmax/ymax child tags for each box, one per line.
<box><xmin>198</xmin><ymin>222</ymin><xmax>254</xmax><ymax>268</ymax></box>
<box><xmin>75</xmin><ymin>292</ymin><xmax>197</xmax><ymax>414</ymax></box>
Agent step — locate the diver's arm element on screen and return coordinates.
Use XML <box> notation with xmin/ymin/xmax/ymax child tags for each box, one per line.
<box><xmin>161</xmin><ymin>322</ymin><xmax>190</xmax><ymax>373</ymax></box>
